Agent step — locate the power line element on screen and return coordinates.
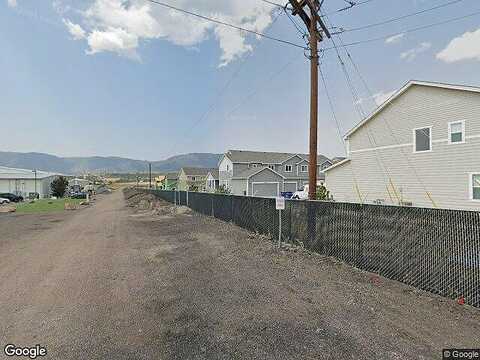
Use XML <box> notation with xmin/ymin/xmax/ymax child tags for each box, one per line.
<box><xmin>334</xmin><ymin>0</ymin><xmax>465</xmax><ymax>33</ymax></box>
<box><xmin>165</xmin><ymin>9</ymin><xmax>293</xmax><ymax>156</ymax></box>
<box><xmin>324</xmin><ymin>14</ymin><xmax>438</xmax><ymax>207</ymax></box>
<box><xmin>144</xmin><ymin>0</ymin><xmax>308</xmax><ymax>50</ymax></box>
<box><xmin>321</xmin><ymin>0</ymin><xmax>375</xmax><ymax>16</ymax></box>
<box><xmin>323</xmin><ymin>9</ymin><xmax>480</xmax><ymax>50</ymax></box>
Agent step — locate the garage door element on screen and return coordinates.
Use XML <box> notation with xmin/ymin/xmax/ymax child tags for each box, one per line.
<box><xmin>252</xmin><ymin>183</ymin><xmax>279</xmax><ymax>197</ymax></box>
<box><xmin>284</xmin><ymin>182</ymin><xmax>298</xmax><ymax>193</ymax></box>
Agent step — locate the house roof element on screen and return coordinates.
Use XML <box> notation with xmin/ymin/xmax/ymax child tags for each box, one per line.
<box><xmin>323</xmin><ymin>158</ymin><xmax>351</xmax><ymax>172</ymax></box>
<box><xmin>181</xmin><ymin>167</ymin><xmax>216</xmax><ymax>176</ymax></box>
<box><xmin>0</xmin><ymin>166</ymin><xmax>60</xmax><ymax>180</ymax></box>
<box><xmin>232</xmin><ymin>166</ymin><xmax>285</xmax><ymax>180</ymax></box>
<box><xmin>224</xmin><ymin>150</ymin><xmax>330</xmax><ymax>165</ymax></box>
<box><xmin>344</xmin><ymin>80</ymin><xmax>480</xmax><ymax>139</ymax></box>
<box><xmin>207</xmin><ymin>169</ymin><xmax>219</xmax><ymax>179</ymax></box>
<box><xmin>331</xmin><ymin>156</ymin><xmax>346</xmax><ymax>164</ymax></box>
<box><xmin>165</xmin><ymin>172</ymin><xmax>179</xmax><ymax>180</ymax></box>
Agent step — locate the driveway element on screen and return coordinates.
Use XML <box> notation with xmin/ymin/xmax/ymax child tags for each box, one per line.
<box><xmin>0</xmin><ymin>189</ymin><xmax>478</xmax><ymax>359</ymax></box>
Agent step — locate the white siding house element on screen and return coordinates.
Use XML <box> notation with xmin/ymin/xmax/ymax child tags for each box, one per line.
<box><xmin>325</xmin><ymin>80</ymin><xmax>480</xmax><ymax>211</ymax></box>
<box><xmin>0</xmin><ymin>166</ymin><xmax>60</xmax><ymax>199</ymax></box>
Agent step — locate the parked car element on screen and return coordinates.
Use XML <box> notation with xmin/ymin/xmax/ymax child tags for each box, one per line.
<box><xmin>0</xmin><ymin>197</ymin><xmax>11</xmax><ymax>205</ymax></box>
<box><xmin>71</xmin><ymin>192</ymin><xmax>87</xmax><ymax>199</ymax></box>
<box><xmin>280</xmin><ymin>191</ymin><xmax>293</xmax><ymax>199</ymax></box>
<box><xmin>0</xmin><ymin>193</ymin><xmax>24</xmax><ymax>202</ymax></box>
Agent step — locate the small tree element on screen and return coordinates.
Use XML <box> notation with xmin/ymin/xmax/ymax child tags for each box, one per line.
<box><xmin>51</xmin><ymin>176</ymin><xmax>69</xmax><ymax>198</ymax></box>
<box><xmin>316</xmin><ymin>183</ymin><xmax>332</xmax><ymax>201</ymax></box>
<box><xmin>215</xmin><ymin>185</ymin><xmax>231</xmax><ymax>195</ymax></box>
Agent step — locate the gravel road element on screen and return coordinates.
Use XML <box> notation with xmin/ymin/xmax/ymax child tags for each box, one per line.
<box><xmin>0</xmin><ymin>189</ymin><xmax>478</xmax><ymax>360</ymax></box>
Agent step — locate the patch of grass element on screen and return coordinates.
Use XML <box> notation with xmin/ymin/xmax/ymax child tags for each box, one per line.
<box><xmin>16</xmin><ymin>198</ymin><xmax>85</xmax><ymax>214</ymax></box>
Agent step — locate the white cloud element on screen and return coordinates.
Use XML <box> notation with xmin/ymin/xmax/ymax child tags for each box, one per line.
<box><xmin>87</xmin><ymin>27</ymin><xmax>140</xmax><ymax>60</ymax></box>
<box><xmin>63</xmin><ymin>19</ymin><xmax>86</xmax><ymax>40</ymax></box>
<box><xmin>7</xmin><ymin>0</ymin><xmax>17</xmax><ymax>7</ymax></box>
<box><xmin>385</xmin><ymin>33</ymin><xmax>404</xmax><ymax>44</ymax></box>
<box><xmin>436</xmin><ymin>28</ymin><xmax>480</xmax><ymax>63</ymax></box>
<box><xmin>400</xmin><ymin>42</ymin><xmax>431</xmax><ymax>62</ymax></box>
<box><xmin>58</xmin><ymin>0</ymin><xmax>275</xmax><ymax>65</ymax></box>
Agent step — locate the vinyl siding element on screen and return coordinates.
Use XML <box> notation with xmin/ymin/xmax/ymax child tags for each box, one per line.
<box><xmin>326</xmin><ymin>85</ymin><xmax>480</xmax><ymax>211</ymax></box>
<box><xmin>247</xmin><ymin>169</ymin><xmax>283</xmax><ymax>196</ymax></box>
<box><xmin>230</xmin><ymin>179</ymin><xmax>247</xmax><ymax>196</ymax></box>
<box><xmin>219</xmin><ymin>157</ymin><xmax>233</xmax><ymax>187</ymax></box>
<box><xmin>349</xmin><ymin>85</ymin><xmax>480</xmax><ymax>150</ymax></box>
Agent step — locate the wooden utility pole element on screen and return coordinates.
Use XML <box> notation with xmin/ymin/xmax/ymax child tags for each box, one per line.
<box><xmin>288</xmin><ymin>0</ymin><xmax>330</xmax><ymax>200</ymax></box>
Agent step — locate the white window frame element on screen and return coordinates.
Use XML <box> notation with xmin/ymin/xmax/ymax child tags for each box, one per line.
<box><xmin>268</xmin><ymin>164</ymin><xmax>275</xmax><ymax>170</ymax></box>
<box><xmin>448</xmin><ymin>120</ymin><xmax>466</xmax><ymax>145</ymax></box>
<box><xmin>301</xmin><ymin>165</ymin><xmax>308</xmax><ymax>172</ymax></box>
<box><xmin>285</xmin><ymin>165</ymin><xmax>293</xmax><ymax>173</ymax></box>
<box><xmin>470</xmin><ymin>173</ymin><xmax>480</xmax><ymax>202</ymax></box>
<box><xmin>413</xmin><ymin>126</ymin><xmax>433</xmax><ymax>153</ymax></box>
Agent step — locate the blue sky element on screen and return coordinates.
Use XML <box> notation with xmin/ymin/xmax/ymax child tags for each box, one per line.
<box><xmin>1</xmin><ymin>0</ymin><xmax>479</xmax><ymax>160</ymax></box>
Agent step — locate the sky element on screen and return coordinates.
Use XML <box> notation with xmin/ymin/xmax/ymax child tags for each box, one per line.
<box><xmin>1</xmin><ymin>0</ymin><xmax>480</xmax><ymax>161</ymax></box>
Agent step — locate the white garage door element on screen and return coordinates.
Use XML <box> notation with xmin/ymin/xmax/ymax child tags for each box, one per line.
<box><xmin>284</xmin><ymin>182</ymin><xmax>298</xmax><ymax>193</ymax></box>
<box><xmin>252</xmin><ymin>183</ymin><xmax>279</xmax><ymax>197</ymax></box>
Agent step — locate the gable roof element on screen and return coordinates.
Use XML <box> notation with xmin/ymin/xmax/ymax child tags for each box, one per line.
<box><xmin>207</xmin><ymin>169</ymin><xmax>219</xmax><ymax>179</ymax></box>
<box><xmin>0</xmin><ymin>166</ymin><xmax>60</xmax><ymax>180</ymax></box>
<box><xmin>232</xmin><ymin>166</ymin><xmax>286</xmax><ymax>180</ymax></box>
<box><xmin>344</xmin><ymin>80</ymin><xmax>480</xmax><ymax>139</ymax></box>
<box><xmin>165</xmin><ymin>172</ymin><xmax>178</xmax><ymax>180</ymax></box>
<box><xmin>181</xmin><ymin>167</ymin><xmax>216</xmax><ymax>176</ymax></box>
<box><xmin>224</xmin><ymin>150</ymin><xmax>330</xmax><ymax>165</ymax></box>
<box><xmin>323</xmin><ymin>158</ymin><xmax>350</xmax><ymax>172</ymax></box>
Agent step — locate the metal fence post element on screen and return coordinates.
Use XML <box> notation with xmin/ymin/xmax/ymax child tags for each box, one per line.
<box><xmin>278</xmin><ymin>208</ymin><xmax>282</xmax><ymax>247</ymax></box>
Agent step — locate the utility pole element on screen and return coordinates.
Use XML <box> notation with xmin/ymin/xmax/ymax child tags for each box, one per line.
<box><xmin>149</xmin><ymin>163</ymin><xmax>152</xmax><ymax>189</ymax></box>
<box><xmin>288</xmin><ymin>0</ymin><xmax>330</xmax><ymax>200</ymax></box>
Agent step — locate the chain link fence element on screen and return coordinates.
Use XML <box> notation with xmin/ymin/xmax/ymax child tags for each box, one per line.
<box><xmin>145</xmin><ymin>189</ymin><xmax>480</xmax><ymax>308</ymax></box>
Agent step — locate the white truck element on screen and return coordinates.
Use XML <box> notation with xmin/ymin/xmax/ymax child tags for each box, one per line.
<box><xmin>291</xmin><ymin>185</ymin><xmax>309</xmax><ymax>200</ymax></box>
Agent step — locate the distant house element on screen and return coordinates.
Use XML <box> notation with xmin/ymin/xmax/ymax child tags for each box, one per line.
<box><xmin>325</xmin><ymin>80</ymin><xmax>480</xmax><ymax>211</ymax></box>
<box><xmin>205</xmin><ymin>170</ymin><xmax>219</xmax><ymax>193</ymax></box>
<box><xmin>177</xmin><ymin>167</ymin><xmax>215</xmax><ymax>191</ymax></box>
<box><xmin>218</xmin><ymin>150</ymin><xmax>333</xmax><ymax>197</ymax></box>
<box><xmin>0</xmin><ymin>166</ymin><xmax>60</xmax><ymax>199</ymax></box>
<box><xmin>161</xmin><ymin>172</ymin><xmax>178</xmax><ymax>190</ymax></box>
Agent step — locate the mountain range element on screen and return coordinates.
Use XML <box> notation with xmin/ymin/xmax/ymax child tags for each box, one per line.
<box><xmin>0</xmin><ymin>151</ymin><xmax>222</xmax><ymax>174</ymax></box>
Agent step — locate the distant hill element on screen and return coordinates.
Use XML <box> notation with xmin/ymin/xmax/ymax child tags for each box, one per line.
<box><xmin>0</xmin><ymin>151</ymin><xmax>222</xmax><ymax>174</ymax></box>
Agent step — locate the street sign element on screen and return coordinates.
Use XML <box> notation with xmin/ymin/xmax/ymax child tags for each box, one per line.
<box><xmin>276</xmin><ymin>197</ymin><xmax>285</xmax><ymax>210</ymax></box>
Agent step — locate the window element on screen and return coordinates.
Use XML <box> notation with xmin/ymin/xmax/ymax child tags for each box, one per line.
<box><xmin>191</xmin><ymin>176</ymin><xmax>196</xmax><ymax>181</ymax></box>
<box><xmin>321</xmin><ymin>162</ymin><xmax>332</xmax><ymax>170</ymax></box>
<box><xmin>301</xmin><ymin>165</ymin><xmax>308</xmax><ymax>172</ymax></box>
<box><xmin>226</xmin><ymin>164</ymin><xmax>230</xmax><ymax>171</ymax></box>
<box><xmin>414</xmin><ymin>127</ymin><xmax>432</xmax><ymax>152</ymax></box>
<box><xmin>285</xmin><ymin>165</ymin><xmax>292</xmax><ymax>172</ymax></box>
<box><xmin>472</xmin><ymin>174</ymin><xmax>480</xmax><ymax>200</ymax></box>
<box><xmin>252</xmin><ymin>164</ymin><xmax>258</xmax><ymax>168</ymax></box>
<box><xmin>268</xmin><ymin>165</ymin><xmax>275</xmax><ymax>170</ymax></box>
<box><xmin>449</xmin><ymin>121</ymin><xmax>465</xmax><ymax>144</ymax></box>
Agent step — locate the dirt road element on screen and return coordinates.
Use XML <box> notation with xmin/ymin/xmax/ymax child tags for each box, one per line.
<box><xmin>0</xmin><ymin>190</ymin><xmax>478</xmax><ymax>360</ymax></box>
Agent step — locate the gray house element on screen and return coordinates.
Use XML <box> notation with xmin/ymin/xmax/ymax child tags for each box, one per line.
<box><xmin>219</xmin><ymin>150</ymin><xmax>333</xmax><ymax>197</ymax></box>
<box><xmin>325</xmin><ymin>80</ymin><xmax>480</xmax><ymax>211</ymax></box>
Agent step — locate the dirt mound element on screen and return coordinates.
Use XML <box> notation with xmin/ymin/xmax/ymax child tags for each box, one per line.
<box><xmin>123</xmin><ymin>188</ymin><xmax>192</xmax><ymax>216</ymax></box>
<box><xmin>124</xmin><ymin>188</ymin><xmax>157</xmax><ymax>210</ymax></box>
